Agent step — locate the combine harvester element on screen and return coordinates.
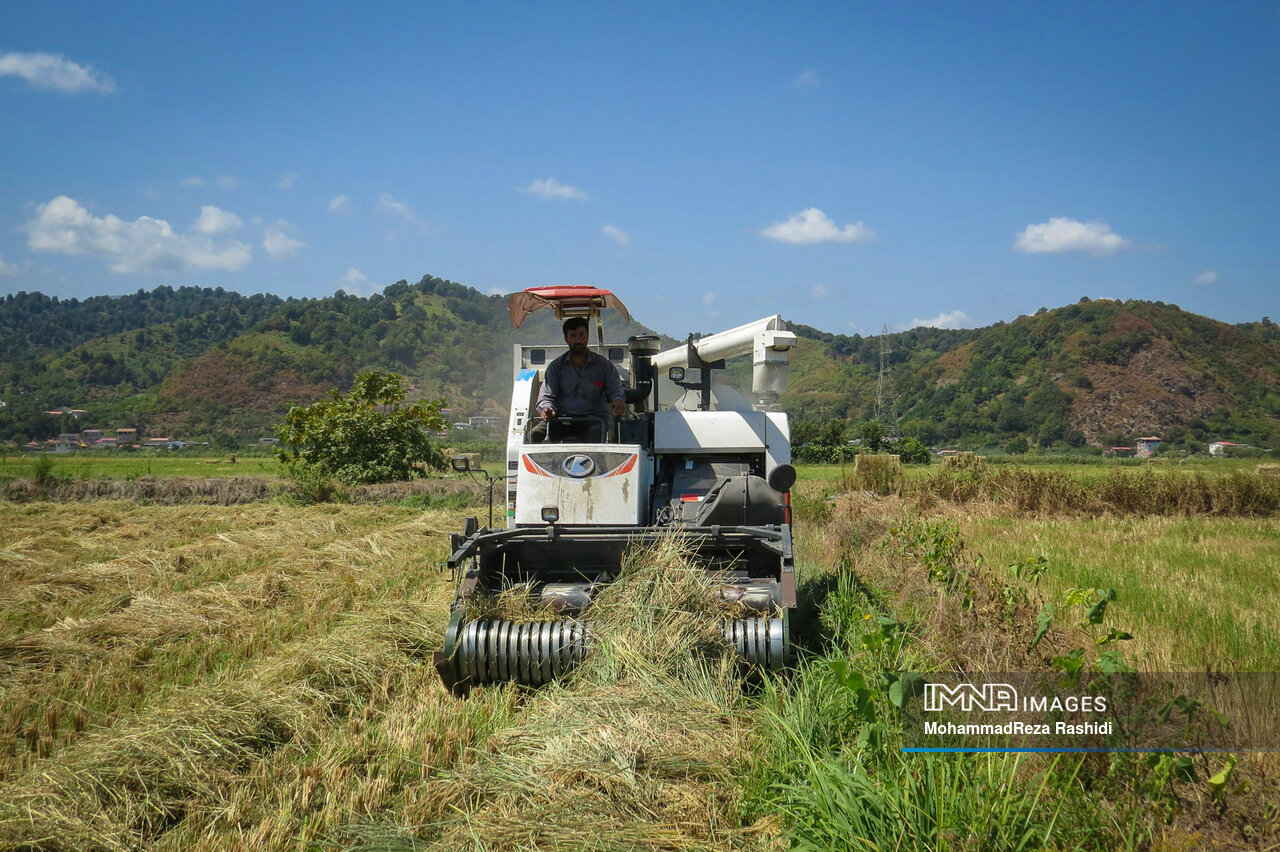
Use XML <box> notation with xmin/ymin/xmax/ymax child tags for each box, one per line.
<box><xmin>436</xmin><ymin>286</ymin><xmax>799</xmax><ymax>690</ymax></box>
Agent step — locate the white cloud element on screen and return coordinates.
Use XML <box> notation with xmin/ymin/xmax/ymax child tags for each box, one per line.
<box><xmin>276</xmin><ymin>172</ymin><xmax>297</xmax><ymax>190</ymax></box>
<box><xmin>375</xmin><ymin>193</ymin><xmax>432</xmax><ymax>239</ymax></box>
<box><xmin>790</xmin><ymin>68</ymin><xmax>820</xmax><ymax>91</ymax></box>
<box><xmin>703</xmin><ymin>291</ymin><xmax>715</xmax><ymax>305</ymax></box>
<box><xmin>0</xmin><ymin>252</ymin><xmax>17</xmax><ymax>276</ymax></box>
<box><xmin>520</xmin><ymin>178</ymin><xmax>589</xmax><ymax>202</ymax></box>
<box><xmin>0</xmin><ymin>51</ymin><xmax>115</xmax><ymax>94</ymax></box>
<box><xmin>761</xmin><ymin>208</ymin><xmax>876</xmax><ymax>245</ymax></box>
<box><xmin>328</xmin><ymin>194</ymin><xmax>350</xmax><ymax>215</ymax></box>
<box><xmin>1013</xmin><ymin>217</ymin><xmax>1131</xmax><ymax>255</ymax></box>
<box><xmin>193</xmin><ymin>205</ymin><xmax>243</xmax><ymax>236</ymax></box>
<box><xmin>900</xmin><ymin>310</ymin><xmax>974</xmax><ymax>330</ymax></box>
<box><xmin>1192</xmin><ymin>269</ymin><xmax>1219</xmax><ymax>285</ymax></box>
<box><xmin>181</xmin><ymin>175</ymin><xmax>241</xmax><ymax>190</ymax></box>
<box><xmin>810</xmin><ymin>283</ymin><xmax>830</xmax><ymax>298</ymax></box>
<box><xmin>338</xmin><ymin>268</ymin><xmax>379</xmax><ymax>296</ymax></box>
<box><xmin>262</xmin><ymin>220</ymin><xmax>306</xmax><ymax>259</ymax></box>
<box><xmin>601</xmin><ymin>225</ymin><xmax>630</xmax><ymax>246</ymax></box>
<box><xmin>377</xmin><ymin>193</ymin><xmax>415</xmax><ymax>219</ymax></box>
<box><xmin>23</xmin><ymin>195</ymin><xmax>252</xmax><ymax>273</ymax></box>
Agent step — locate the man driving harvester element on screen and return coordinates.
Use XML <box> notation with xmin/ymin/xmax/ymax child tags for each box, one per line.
<box><xmin>531</xmin><ymin>316</ymin><xmax>625</xmax><ymax>443</ymax></box>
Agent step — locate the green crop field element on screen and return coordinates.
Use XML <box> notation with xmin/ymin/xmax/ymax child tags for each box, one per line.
<box><xmin>1</xmin><ymin>465</ymin><xmax>1277</xmax><ymax>849</ymax></box>
<box><xmin>0</xmin><ymin>451</ymin><xmax>281</xmax><ymax>482</ymax></box>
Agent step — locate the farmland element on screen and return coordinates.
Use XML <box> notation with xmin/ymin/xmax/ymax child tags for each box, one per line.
<box><xmin>0</xmin><ymin>462</ymin><xmax>1278</xmax><ymax>849</ymax></box>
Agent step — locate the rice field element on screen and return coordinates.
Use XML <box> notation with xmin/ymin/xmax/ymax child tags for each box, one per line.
<box><xmin>0</xmin><ymin>452</ymin><xmax>280</xmax><ymax>482</ymax></box>
<box><xmin>1</xmin><ymin>464</ymin><xmax>1277</xmax><ymax>849</ymax></box>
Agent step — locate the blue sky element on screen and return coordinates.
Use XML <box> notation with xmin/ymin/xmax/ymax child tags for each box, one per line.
<box><xmin>2</xmin><ymin>1</ymin><xmax>1277</xmax><ymax>336</ymax></box>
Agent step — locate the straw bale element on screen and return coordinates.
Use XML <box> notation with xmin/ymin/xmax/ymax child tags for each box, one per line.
<box><xmin>848</xmin><ymin>453</ymin><xmax>903</xmax><ymax>496</ymax></box>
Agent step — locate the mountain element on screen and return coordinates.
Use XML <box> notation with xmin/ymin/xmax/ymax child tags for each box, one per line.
<box><xmin>780</xmin><ymin>298</ymin><xmax>1280</xmax><ymax>451</ymax></box>
<box><xmin>1</xmin><ymin>282</ymin><xmax>1277</xmax><ymax>451</ymax></box>
<box><xmin>0</xmin><ymin>277</ymin><xmax>662</xmax><ymax>443</ymax></box>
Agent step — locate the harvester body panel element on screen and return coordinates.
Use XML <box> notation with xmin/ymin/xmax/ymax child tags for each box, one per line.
<box><xmin>514</xmin><ymin>445</ymin><xmax>651</xmax><ymax>526</ymax></box>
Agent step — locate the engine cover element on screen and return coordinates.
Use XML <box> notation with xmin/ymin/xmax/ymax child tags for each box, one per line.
<box><xmin>515</xmin><ymin>444</ymin><xmax>651</xmax><ymax>526</ymax></box>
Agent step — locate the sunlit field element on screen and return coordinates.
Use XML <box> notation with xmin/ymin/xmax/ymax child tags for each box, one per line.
<box><xmin>0</xmin><ymin>451</ymin><xmax>279</xmax><ymax>481</ymax></box>
<box><xmin>1</xmin><ymin>461</ymin><xmax>1277</xmax><ymax>849</ymax></box>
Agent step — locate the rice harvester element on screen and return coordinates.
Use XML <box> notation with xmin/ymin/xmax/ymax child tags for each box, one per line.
<box><xmin>436</xmin><ymin>286</ymin><xmax>799</xmax><ymax>690</ymax></box>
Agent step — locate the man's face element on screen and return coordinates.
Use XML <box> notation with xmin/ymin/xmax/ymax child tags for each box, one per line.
<box><xmin>565</xmin><ymin>326</ymin><xmax>590</xmax><ymax>356</ymax></box>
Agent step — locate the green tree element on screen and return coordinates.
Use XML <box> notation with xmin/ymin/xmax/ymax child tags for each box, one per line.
<box><xmin>275</xmin><ymin>370</ymin><xmax>447</xmax><ymax>485</ymax></box>
<box><xmin>891</xmin><ymin>436</ymin><xmax>931</xmax><ymax>464</ymax></box>
<box><xmin>818</xmin><ymin>418</ymin><xmax>848</xmax><ymax>447</ymax></box>
<box><xmin>860</xmin><ymin>420</ymin><xmax>886</xmax><ymax>453</ymax></box>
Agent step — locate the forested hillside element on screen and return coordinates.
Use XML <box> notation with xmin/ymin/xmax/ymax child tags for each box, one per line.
<box><xmin>0</xmin><ymin>277</ymin><xmax>658</xmax><ymax>443</ymax></box>
<box><xmin>781</xmin><ymin>298</ymin><xmax>1280</xmax><ymax>451</ymax></box>
<box><xmin>1</xmin><ymin>281</ymin><xmax>1277</xmax><ymax>452</ymax></box>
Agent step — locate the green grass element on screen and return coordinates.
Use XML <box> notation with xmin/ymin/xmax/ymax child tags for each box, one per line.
<box><xmin>961</xmin><ymin>514</ymin><xmax>1280</xmax><ymax>670</ymax></box>
<box><xmin>797</xmin><ymin>455</ymin><xmax>1270</xmax><ymax>483</ymax></box>
<box><xmin>0</xmin><ymin>452</ymin><xmax>281</xmax><ymax>481</ymax></box>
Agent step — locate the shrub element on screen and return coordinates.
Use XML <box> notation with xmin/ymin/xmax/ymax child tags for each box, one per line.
<box><xmin>274</xmin><ymin>371</ymin><xmax>447</xmax><ymax>486</ymax></box>
<box><xmin>889</xmin><ymin>437</ymin><xmax>931</xmax><ymax>465</ymax></box>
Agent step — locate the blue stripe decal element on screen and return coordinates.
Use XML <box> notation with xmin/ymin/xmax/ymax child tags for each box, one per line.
<box><xmin>517</xmin><ymin>369</ymin><xmax>536</xmax><ymax>381</ymax></box>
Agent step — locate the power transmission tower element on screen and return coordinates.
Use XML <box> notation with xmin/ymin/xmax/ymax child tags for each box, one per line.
<box><xmin>874</xmin><ymin>323</ymin><xmax>900</xmax><ymax>437</ymax></box>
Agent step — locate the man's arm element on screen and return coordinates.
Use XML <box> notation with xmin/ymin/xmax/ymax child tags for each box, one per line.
<box><xmin>535</xmin><ymin>360</ymin><xmax>558</xmax><ymax>419</ymax></box>
<box><xmin>605</xmin><ymin>359</ymin><xmax>625</xmax><ymax>417</ymax></box>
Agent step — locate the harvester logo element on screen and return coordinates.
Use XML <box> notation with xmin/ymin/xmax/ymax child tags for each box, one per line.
<box><xmin>562</xmin><ymin>455</ymin><xmax>596</xmax><ymax>478</ymax></box>
<box><xmin>923</xmin><ymin>682</ymin><xmax>1018</xmax><ymax>712</ymax></box>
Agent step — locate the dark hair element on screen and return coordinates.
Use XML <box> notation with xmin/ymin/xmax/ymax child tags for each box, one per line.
<box><xmin>562</xmin><ymin>317</ymin><xmax>589</xmax><ymax>336</ymax></box>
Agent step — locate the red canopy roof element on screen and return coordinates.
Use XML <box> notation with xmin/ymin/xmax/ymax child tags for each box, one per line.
<box><xmin>507</xmin><ymin>286</ymin><xmax>632</xmax><ymax>329</ymax></box>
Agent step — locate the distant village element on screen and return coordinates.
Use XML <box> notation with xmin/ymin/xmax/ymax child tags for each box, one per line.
<box><xmin>11</xmin><ymin>405</ymin><xmax>271</xmax><ymax>453</ymax></box>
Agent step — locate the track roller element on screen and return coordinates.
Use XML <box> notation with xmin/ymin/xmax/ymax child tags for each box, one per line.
<box><xmin>436</xmin><ymin>610</ymin><xmax>792</xmax><ymax>692</ymax></box>
<box><xmin>436</xmin><ymin>613</ymin><xmax>590</xmax><ymax>690</ymax></box>
<box><xmin>723</xmin><ymin>613</ymin><xmax>791</xmax><ymax>670</ymax></box>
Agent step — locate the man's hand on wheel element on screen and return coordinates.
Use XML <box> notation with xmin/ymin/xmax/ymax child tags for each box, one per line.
<box><xmin>540</xmin><ymin>407</ymin><xmax>554</xmax><ymax>421</ymax></box>
<box><xmin>610</xmin><ymin>400</ymin><xmax>625</xmax><ymax>417</ymax></box>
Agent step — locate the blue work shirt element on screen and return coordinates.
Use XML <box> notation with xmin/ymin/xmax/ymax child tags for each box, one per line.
<box><xmin>536</xmin><ymin>350</ymin><xmax>625</xmax><ymax>417</ymax></box>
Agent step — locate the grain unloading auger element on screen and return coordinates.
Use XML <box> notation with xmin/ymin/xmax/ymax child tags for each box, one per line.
<box><xmin>435</xmin><ymin>286</ymin><xmax>799</xmax><ymax>691</ymax></box>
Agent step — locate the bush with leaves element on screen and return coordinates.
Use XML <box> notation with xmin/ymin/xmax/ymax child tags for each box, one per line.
<box><xmin>275</xmin><ymin>370</ymin><xmax>447</xmax><ymax>485</ymax></box>
<box><xmin>889</xmin><ymin>436</ymin><xmax>931</xmax><ymax>465</ymax></box>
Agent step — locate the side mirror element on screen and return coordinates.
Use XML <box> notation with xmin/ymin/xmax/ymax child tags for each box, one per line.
<box><xmin>668</xmin><ymin>366</ymin><xmax>685</xmax><ymax>383</ymax></box>
<box><xmin>450</xmin><ymin>455</ymin><xmax>471</xmax><ymax>472</ymax></box>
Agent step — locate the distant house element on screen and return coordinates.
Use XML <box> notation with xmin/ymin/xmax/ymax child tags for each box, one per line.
<box><xmin>468</xmin><ymin>416</ymin><xmax>504</xmax><ymax>428</ymax></box>
<box><xmin>44</xmin><ymin>407</ymin><xmax>88</xmax><ymax>418</ymax></box>
<box><xmin>1209</xmin><ymin>441</ymin><xmax>1253</xmax><ymax>457</ymax></box>
<box><xmin>1136</xmin><ymin>436</ymin><xmax>1162</xmax><ymax>458</ymax></box>
<box><xmin>1106</xmin><ymin>446</ymin><xmax>1135</xmax><ymax>457</ymax></box>
<box><xmin>82</xmin><ymin>429</ymin><xmax>104</xmax><ymax>444</ymax></box>
<box><xmin>117</xmin><ymin>428</ymin><xmax>139</xmax><ymax>444</ymax></box>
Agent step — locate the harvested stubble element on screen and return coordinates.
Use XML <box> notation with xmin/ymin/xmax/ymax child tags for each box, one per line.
<box><xmin>0</xmin><ymin>601</ymin><xmax>452</xmax><ymax>851</ymax></box>
<box><xmin>1</xmin><ymin>476</ymin><xmax>281</xmax><ymax>505</ymax></box>
<box><xmin>0</xmin><ymin>501</ymin><xmax>465</xmax><ymax>846</ymax></box>
<box><xmin>0</xmin><ymin>475</ymin><xmax>488</xmax><ymax>507</ymax></box>
<box><xmin>917</xmin><ymin>465</ymin><xmax>1280</xmax><ymax>516</ymax></box>
<box><xmin>405</xmin><ymin>536</ymin><xmax>776</xmax><ymax>851</ymax></box>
